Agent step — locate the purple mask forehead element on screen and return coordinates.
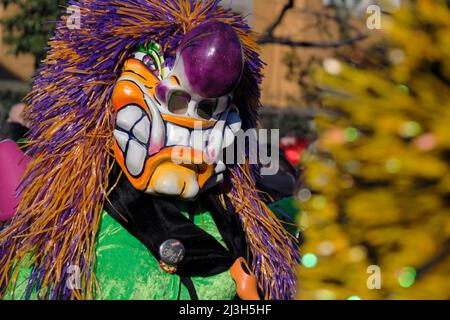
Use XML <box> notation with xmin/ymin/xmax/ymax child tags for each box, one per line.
<box><xmin>178</xmin><ymin>21</ymin><xmax>244</xmax><ymax>98</ymax></box>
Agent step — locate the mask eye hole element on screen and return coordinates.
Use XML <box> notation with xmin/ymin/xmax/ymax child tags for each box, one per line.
<box><xmin>168</xmin><ymin>91</ymin><xmax>191</xmax><ymax>115</ymax></box>
<box><xmin>197</xmin><ymin>99</ymin><xmax>218</xmax><ymax>120</ymax></box>
<box><xmin>134</xmin><ymin>52</ymin><xmax>160</xmax><ymax>78</ymax></box>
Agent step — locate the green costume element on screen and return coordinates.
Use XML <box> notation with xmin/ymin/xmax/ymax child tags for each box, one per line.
<box><xmin>8</xmin><ymin>198</ymin><xmax>298</xmax><ymax>300</ymax></box>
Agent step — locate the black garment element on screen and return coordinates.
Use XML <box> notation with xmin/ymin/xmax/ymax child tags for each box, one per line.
<box><xmin>105</xmin><ymin>165</ymin><xmax>247</xmax><ymax>278</ymax></box>
<box><xmin>0</xmin><ymin>122</ymin><xmax>28</xmax><ymax>142</ymax></box>
<box><xmin>105</xmin><ymin>148</ymin><xmax>298</xmax><ymax>279</ymax></box>
<box><xmin>254</xmin><ymin>151</ymin><xmax>299</xmax><ymax>202</ymax></box>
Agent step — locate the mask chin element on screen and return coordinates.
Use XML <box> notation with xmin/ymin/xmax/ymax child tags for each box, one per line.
<box><xmin>146</xmin><ymin>161</ymin><xmax>200</xmax><ymax>200</ymax></box>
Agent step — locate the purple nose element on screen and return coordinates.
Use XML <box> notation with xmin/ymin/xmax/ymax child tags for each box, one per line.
<box><xmin>178</xmin><ymin>21</ymin><xmax>244</xmax><ymax>98</ymax></box>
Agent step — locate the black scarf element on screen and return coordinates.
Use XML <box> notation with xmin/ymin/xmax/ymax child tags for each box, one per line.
<box><xmin>104</xmin><ymin>150</ymin><xmax>298</xmax><ymax>277</ymax></box>
<box><xmin>104</xmin><ymin>165</ymin><xmax>248</xmax><ymax>278</ymax></box>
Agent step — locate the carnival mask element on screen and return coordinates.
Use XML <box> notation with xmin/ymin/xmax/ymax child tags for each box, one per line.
<box><xmin>112</xmin><ymin>21</ymin><xmax>244</xmax><ymax>199</ymax></box>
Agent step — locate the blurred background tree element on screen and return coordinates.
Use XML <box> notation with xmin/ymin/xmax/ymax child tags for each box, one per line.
<box><xmin>298</xmin><ymin>0</ymin><xmax>450</xmax><ymax>299</ymax></box>
<box><xmin>257</xmin><ymin>0</ymin><xmax>370</xmax><ymax>164</ymax></box>
<box><xmin>0</xmin><ymin>0</ymin><xmax>65</xmax><ymax>120</ymax></box>
<box><xmin>0</xmin><ymin>0</ymin><xmax>66</xmax><ymax>67</ymax></box>
<box><xmin>280</xmin><ymin>0</ymin><xmax>369</xmax><ymax>107</ymax></box>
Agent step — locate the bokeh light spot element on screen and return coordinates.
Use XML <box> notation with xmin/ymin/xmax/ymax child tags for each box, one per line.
<box><xmin>345</xmin><ymin>160</ymin><xmax>361</xmax><ymax>174</ymax></box>
<box><xmin>316</xmin><ymin>289</ymin><xmax>337</xmax><ymax>300</ymax></box>
<box><xmin>414</xmin><ymin>133</ymin><xmax>436</xmax><ymax>151</ymax></box>
<box><xmin>400</xmin><ymin>121</ymin><xmax>422</xmax><ymax>138</ymax></box>
<box><xmin>398</xmin><ymin>267</ymin><xmax>416</xmax><ymax>288</ymax></box>
<box><xmin>312</xmin><ymin>196</ymin><xmax>327</xmax><ymax>210</ymax></box>
<box><xmin>385</xmin><ymin>158</ymin><xmax>402</xmax><ymax>173</ymax></box>
<box><xmin>318</xmin><ymin>241</ymin><xmax>335</xmax><ymax>256</ymax></box>
<box><xmin>302</xmin><ymin>253</ymin><xmax>318</xmax><ymax>268</ymax></box>
<box><xmin>348</xmin><ymin>246</ymin><xmax>367</xmax><ymax>262</ymax></box>
<box><xmin>298</xmin><ymin>188</ymin><xmax>312</xmax><ymax>202</ymax></box>
<box><xmin>344</xmin><ymin>127</ymin><xmax>360</xmax><ymax>142</ymax></box>
<box><xmin>389</xmin><ymin>49</ymin><xmax>405</xmax><ymax>64</ymax></box>
<box><xmin>323</xmin><ymin>58</ymin><xmax>342</xmax><ymax>75</ymax></box>
<box><xmin>398</xmin><ymin>84</ymin><xmax>410</xmax><ymax>94</ymax></box>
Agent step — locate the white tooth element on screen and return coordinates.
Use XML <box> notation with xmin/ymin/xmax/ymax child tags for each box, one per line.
<box><xmin>216</xmin><ymin>174</ymin><xmax>224</xmax><ymax>183</ymax></box>
<box><xmin>190</xmin><ymin>128</ymin><xmax>210</xmax><ymax>151</ymax></box>
<box><xmin>166</xmin><ymin>123</ymin><xmax>190</xmax><ymax>147</ymax></box>
<box><xmin>144</xmin><ymin>94</ymin><xmax>166</xmax><ymax>154</ymax></box>
<box><xmin>117</xmin><ymin>105</ymin><xmax>143</xmax><ymax>131</ymax></box>
<box><xmin>222</xmin><ymin>125</ymin><xmax>236</xmax><ymax>149</ymax></box>
<box><xmin>215</xmin><ymin>160</ymin><xmax>226</xmax><ymax>174</ymax></box>
<box><xmin>204</xmin><ymin>128</ymin><xmax>214</xmax><ymax>152</ymax></box>
<box><xmin>133</xmin><ymin>116</ymin><xmax>150</xmax><ymax>144</ymax></box>
<box><xmin>126</xmin><ymin>140</ymin><xmax>147</xmax><ymax>176</ymax></box>
<box><xmin>207</xmin><ymin>110</ymin><xmax>229</xmax><ymax>162</ymax></box>
<box><xmin>227</xmin><ymin>112</ymin><xmax>242</xmax><ymax>133</ymax></box>
<box><xmin>114</xmin><ymin>130</ymin><xmax>129</xmax><ymax>152</ymax></box>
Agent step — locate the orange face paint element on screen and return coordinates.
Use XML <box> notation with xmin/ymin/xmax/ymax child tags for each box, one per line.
<box><xmin>161</xmin><ymin>114</ymin><xmax>216</xmax><ymax>129</ymax></box>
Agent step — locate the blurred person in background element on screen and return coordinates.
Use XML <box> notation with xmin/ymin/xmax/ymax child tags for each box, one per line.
<box><xmin>1</xmin><ymin>102</ymin><xmax>29</xmax><ymax>141</ymax></box>
<box><xmin>0</xmin><ymin>102</ymin><xmax>30</xmax><ymax>229</ymax></box>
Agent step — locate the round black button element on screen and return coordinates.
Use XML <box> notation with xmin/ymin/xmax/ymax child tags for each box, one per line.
<box><xmin>159</xmin><ymin>239</ymin><xmax>185</xmax><ymax>266</ymax></box>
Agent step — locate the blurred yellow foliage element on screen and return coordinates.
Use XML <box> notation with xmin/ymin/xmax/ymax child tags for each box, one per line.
<box><xmin>298</xmin><ymin>0</ymin><xmax>450</xmax><ymax>300</ymax></box>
